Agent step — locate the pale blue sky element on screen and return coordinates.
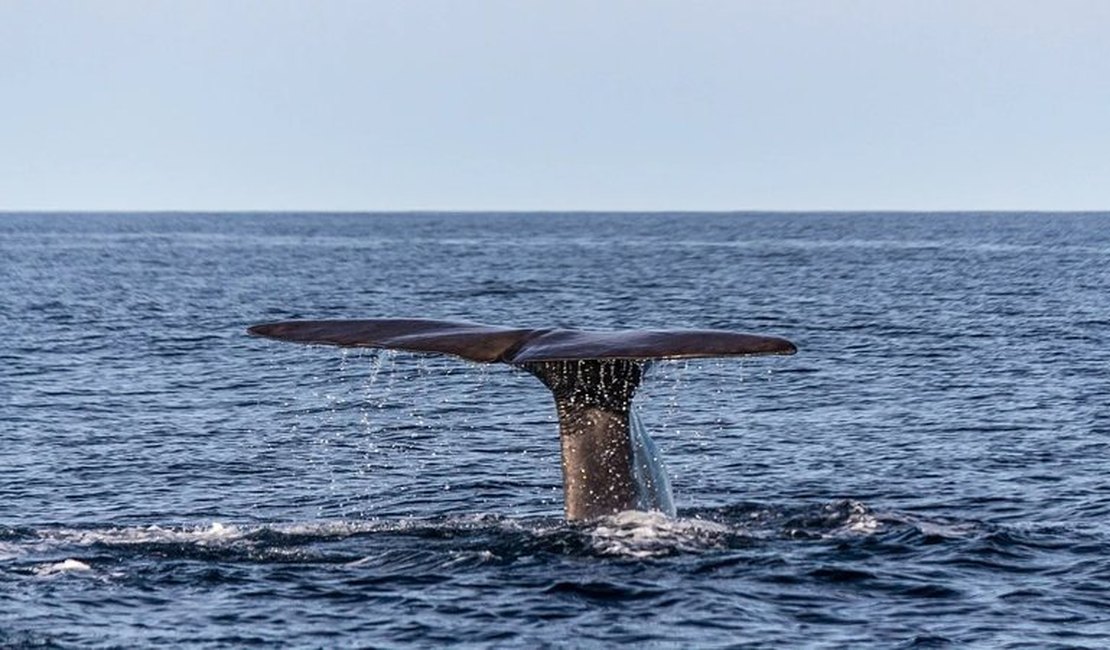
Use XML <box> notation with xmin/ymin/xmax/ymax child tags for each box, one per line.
<box><xmin>2</xmin><ymin>1</ymin><xmax>1108</xmax><ymax>211</ymax></box>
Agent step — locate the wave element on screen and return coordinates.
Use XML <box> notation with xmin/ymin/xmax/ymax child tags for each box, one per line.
<box><xmin>0</xmin><ymin>499</ymin><xmax>997</xmax><ymax>578</ymax></box>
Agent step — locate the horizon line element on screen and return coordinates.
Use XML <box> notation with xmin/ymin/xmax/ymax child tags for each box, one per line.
<box><xmin>2</xmin><ymin>208</ymin><xmax>1109</xmax><ymax>216</ymax></box>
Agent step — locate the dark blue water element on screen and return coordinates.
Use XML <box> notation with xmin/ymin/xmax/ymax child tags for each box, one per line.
<box><xmin>2</xmin><ymin>212</ymin><xmax>1109</xmax><ymax>648</ymax></box>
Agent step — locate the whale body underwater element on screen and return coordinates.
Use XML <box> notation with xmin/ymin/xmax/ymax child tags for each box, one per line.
<box><xmin>248</xmin><ymin>319</ymin><xmax>797</xmax><ymax>520</ymax></box>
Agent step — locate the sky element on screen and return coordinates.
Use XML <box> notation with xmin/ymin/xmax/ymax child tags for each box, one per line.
<box><xmin>2</xmin><ymin>0</ymin><xmax>1108</xmax><ymax>212</ymax></box>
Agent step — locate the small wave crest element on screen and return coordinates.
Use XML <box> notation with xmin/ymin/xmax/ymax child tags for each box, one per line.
<box><xmin>33</xmin><ymin>558</ymin><xmax>92</xmax><ymax>577</ymax></box>
<box><xmin>780</xmin><ymin>499</ymin><xmax>883</xmax><ymax>538</ymax></box>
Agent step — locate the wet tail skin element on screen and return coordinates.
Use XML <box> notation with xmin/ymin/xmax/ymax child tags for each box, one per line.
<box><xmin>524</xmin><ymin>360</ymin><xmax>644</xmax><ymax>519</ymax></box>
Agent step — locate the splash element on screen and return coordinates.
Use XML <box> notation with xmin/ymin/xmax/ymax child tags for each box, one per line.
<box><xmin>587</xmin><ymin>511</ymin><xmax>732</xmax><ymax>558</ymax></box>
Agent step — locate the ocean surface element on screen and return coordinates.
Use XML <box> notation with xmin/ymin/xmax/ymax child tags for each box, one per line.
<box><xmin>2</xmin><ymin>212</ymin><xmax>1108</xmax><ymax>648</ymax></box>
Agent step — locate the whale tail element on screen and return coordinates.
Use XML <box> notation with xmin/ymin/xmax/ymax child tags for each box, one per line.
<box><xmin>248</xmin><ymin>319</ymin><xmax>796</xmax><ymax>520</ymax></box>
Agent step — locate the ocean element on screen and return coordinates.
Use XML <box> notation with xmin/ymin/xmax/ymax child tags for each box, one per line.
<box><xmin>2</xmin><ymin>212</ymin><xmax>1108</xmax><ymax>647</ymax></box>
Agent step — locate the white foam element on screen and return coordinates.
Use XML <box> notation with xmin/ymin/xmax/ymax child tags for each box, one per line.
<box><xmin>39</xmin><ymin>521</ymin><xmax>245</xmax><ymax>547</ymax></box>
<box><xmin>836</xmin><ymin>500</ymin><xmax>882</xmax><ymax>535</ymax></box>
<box><xmin>35</xmin><ymin>558</ymin><xmax>92</xmax><ymax>576</ymax></box>
<box><xmin>0</xmin><ymin>542</ymin><xmax>23</xmax><ymax>561</ymax></box>
<box><xmin>589</xmin><ymin>510</ymin><xmax>733</xmax><ymax>558</ymax></box>
<box><xmin>844</xmin><ymin>512</ymin><xmax>881</xmax><ymax>534</ymax></box>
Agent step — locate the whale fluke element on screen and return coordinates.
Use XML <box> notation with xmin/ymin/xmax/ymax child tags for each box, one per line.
<box><xmin>248</xmin><ymin>318</ymin><xmax>796</xmax><ymax>520</ymax></box>
<box><xmin>247</xmin><ymin>319</ymin><xmax>796</xmax><ymax>362</ymax></box>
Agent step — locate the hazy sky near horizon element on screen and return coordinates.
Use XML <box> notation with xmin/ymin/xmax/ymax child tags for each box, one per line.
<box><xmin>2</xmin><ymin>1</ymin><xmax>1108</xmax><ymax>211</ymax></box>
